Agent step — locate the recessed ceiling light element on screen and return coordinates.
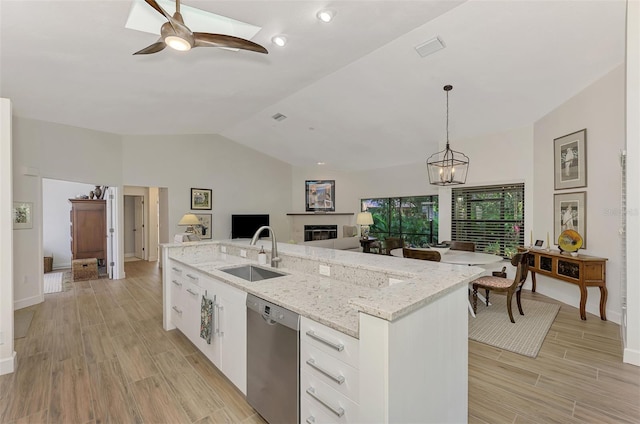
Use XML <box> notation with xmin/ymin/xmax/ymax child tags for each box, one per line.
<box><xmin>317</xmin><ymin>162</ymin><xmax>326</xmax><ymax>166</ymax></box>
<box><xmin>316</xmin><ymin>9</ymin><xmax>335</xmax><ymax>23</ymax></box>
<box><xmin>271</xmin><ymin>35</ymin><xmax>287</xmax><ymax>47</ymax></box>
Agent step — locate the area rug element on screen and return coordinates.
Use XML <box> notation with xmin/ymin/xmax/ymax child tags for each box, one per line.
<box><xmin>468</xmin><ymin>295</ymin><xmax>560</xmax><ymax>358</ymax></box>
<box><xmin>44</xmin><ymin>271</ymin><xmax>63</xmax><ymax>294</ymax></box>
<box><xmin>14</xmin><ymin>309</ymin><xmax>34</xmax><ymax>339</ymax></box>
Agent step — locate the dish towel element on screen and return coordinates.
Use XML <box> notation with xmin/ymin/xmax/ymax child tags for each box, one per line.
<box><xmin>200</xmin><ymin>295</ymin><xmax>214</xmax><ymax>344</ymax></box>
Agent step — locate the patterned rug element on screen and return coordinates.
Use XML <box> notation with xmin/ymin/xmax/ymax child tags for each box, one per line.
<box><xmin>468</xmin><ymin>294</ymin><xmax>560</xmax><ymax>358</ymax></box>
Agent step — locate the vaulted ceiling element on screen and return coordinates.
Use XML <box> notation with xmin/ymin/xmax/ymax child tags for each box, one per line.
<box><xmin>0</xmin><ymin>0</ymin><xmax>627</xmax><ymax>170</ymax></box>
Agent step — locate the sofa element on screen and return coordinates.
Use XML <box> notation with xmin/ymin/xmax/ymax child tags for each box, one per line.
<box><xmin>302</xmin><ymin>236</ymin><xmax>362</xmax><ymax>252</ymax></box>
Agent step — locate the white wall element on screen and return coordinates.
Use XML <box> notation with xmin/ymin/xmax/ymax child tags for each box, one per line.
<box><xmin>121</xmin><ymin>134</ymin><xmax>293</xmax><ymax>243</ymax></box>
<box><xmin>42</xmin><ymin>179</ymin><xmax>95</xmax><ymax>269</ymax></box>
<box><xmin>625</xmin><ymin>1</ymin><xmax>640</xmax><ymax>366</ymax></box>
<box><xmin>534</xmin><ymin>65</ymin><xmax>625</xmax><ymax>324</ymax></box>
<box><xmin>0</xmin><ymin>98</ymin><xmax>15</xmax><ymax>374</ymax></box>
<box><xmin>12</xmin><ymin>117</ymin><xmax>123</xmax><ymax>308</ymax></box>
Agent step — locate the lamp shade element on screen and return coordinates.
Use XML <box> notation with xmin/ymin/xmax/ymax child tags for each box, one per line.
<box><xmin>178</xmin><ymin>213</ymin><xmax>200</xmax><ymax>226</ymax></box>
<box><xmin>356</xmin><ymin>212</ymin><xmax>373</xmax><ymax>226</ymax></box>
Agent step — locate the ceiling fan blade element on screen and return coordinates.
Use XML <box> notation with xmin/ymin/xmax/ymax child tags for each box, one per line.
<box><xmin>143</xmin><ymin>0</ymin><xmax>172</xmax><ymax>20</ymax></box>
<box><xmin>133</xmin><ymin>40</ymin><xmax>166</xmax><ymax>55</ymax></box>
<box><xmin>194</xmin><ymin>33</ymin><xmax>268</xmax><ymax>54</ymax></box>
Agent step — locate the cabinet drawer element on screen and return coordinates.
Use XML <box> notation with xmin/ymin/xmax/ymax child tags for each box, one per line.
<box><xmin>183</xmin><ymin>282</ymin><xmax>201</xmax><ymax>306</ymax></box>
<box><xmin>301</xmin><ymin>342</ymin><xmax>359</xmax><ymax>403</ymax></box>
<box><xmin>301</xmin><ymin>398</ymin><xmax>340</xmax><ymax>424</ymax></box>
<box><xmin>301</xmin><ymin>371</ymin><xmax>359</xmax><ymax>424</ymax></box>
<box><xmin>301</xmin><ymin>317</ymin><xmax>359</xmax><ymax>369</ymax></box>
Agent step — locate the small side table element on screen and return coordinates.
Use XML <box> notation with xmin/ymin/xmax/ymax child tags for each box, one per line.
<box><xmin>359</xmin><ymin>237</ymin><xmax>378</xmax><ymax>253</ymax></box>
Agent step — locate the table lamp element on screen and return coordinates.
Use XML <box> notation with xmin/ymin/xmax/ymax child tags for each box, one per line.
<box><xmin>178</xmin><ymin>213</ymin><xmax>201</xmax><ymax>240</ymax></box>
<box><xmin>356</xmin><ymin>212</ymin><xmax>374</xmax><ymax>239</ymax></box>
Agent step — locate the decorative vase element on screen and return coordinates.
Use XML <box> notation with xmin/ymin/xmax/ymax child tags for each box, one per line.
<box><xmin>89</xmin><ymin>191</ymin><xmax>95</xmax><ymax>199</ymax></box>
<box><xmin>94</xmin><ymin>185</ymin><xmax>102</xmax><ymax>200</ymax></box>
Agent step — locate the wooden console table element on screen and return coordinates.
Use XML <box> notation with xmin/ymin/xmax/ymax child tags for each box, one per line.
<box><xmin>518</xmin><ymin>247</ymin><xmax>607</xmax><ymax>320</ymax></box>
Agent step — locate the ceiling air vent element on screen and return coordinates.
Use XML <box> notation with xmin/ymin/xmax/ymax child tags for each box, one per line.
<box><xmin>272</xmin><ymin>113</ymin><xmax>287</xmax><ymax>122</ymax></box>
<box><xmin>415</xmin><ymin>36</ymin><xmax>445</xmax><ymax>58</ymax></box>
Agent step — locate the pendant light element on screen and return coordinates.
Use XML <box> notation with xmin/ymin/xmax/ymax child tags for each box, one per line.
<box><xmin>426</xmin><ymin>85</ymin><xmax>469</xmax><ymax>185</ymax></box>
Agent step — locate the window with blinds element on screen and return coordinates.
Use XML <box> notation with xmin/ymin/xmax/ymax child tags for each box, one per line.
<box><xmin>451</xmin><ymin>183</ymin><xmax>524</xmax><ymax>258</ymax></box>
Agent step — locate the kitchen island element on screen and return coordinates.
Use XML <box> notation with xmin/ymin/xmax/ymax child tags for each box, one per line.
<box><xmin>162</xmin><ymin>239</ymin><xmax>484</xmax><ymax>423</ymax></box>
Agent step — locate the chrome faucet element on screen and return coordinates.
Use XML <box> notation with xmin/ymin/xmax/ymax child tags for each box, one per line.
<box><xmin>250</xmin><ymin>226</ymin><xmax>281</xmax><ymax>268</ymax></box>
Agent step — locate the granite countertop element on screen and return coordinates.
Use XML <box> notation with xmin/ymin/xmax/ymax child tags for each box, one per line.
<box><xmin>164</xmin><ymin>240</ymin><xmax>485</xmax><ymax>338</ymax></box>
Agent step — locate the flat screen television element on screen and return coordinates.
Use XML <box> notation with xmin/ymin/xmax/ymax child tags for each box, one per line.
<box><xmin>231</xmin><ymin>214</ymin><xmax>270</xmax><ymax>239</ymax></box>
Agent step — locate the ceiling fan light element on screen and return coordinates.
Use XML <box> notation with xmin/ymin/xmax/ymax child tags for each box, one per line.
<box><xmin>165</xmin><ymin>35</ymin><xmax>192</xmax><ymax>51</ymax></box>
<box><xmin>316</xmin><ymin>9</ymin><xmax>335</xmax><ymax>23</ymax></box>
<box><xmin>271</xmin><ymin>35</ymin><xmax>287</xmax><ymax>47</ymax></box>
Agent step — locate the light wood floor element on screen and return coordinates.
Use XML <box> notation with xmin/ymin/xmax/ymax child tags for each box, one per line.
<box><xmin>2</xmin><ymin>261</ymin><xmax>638</xmax><ymax>423</ymax></box>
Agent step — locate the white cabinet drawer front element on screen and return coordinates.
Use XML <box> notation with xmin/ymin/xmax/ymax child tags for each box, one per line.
<box><xmin>301</xmin><ymin>371</ymin><xmax>359</xmax><ymax>424</ymax></box>
<box><xmin>301</xmin><ymin>398</ymin><xmax>340</xmax><ymax>424</ymax></box>
<box><xmin>183</xmin><ymin>282</ymin><xmax>201</xmax><ymax>306</ymax></box>
<box><xmin>301</xmin><ymin>342</ymin><xmax>359</xmax><ymax>403</ymax></box>
<box><xmin>301</xmin><ymin>317</ymin><xmax>359</xmax><ymax>369</ymax></box>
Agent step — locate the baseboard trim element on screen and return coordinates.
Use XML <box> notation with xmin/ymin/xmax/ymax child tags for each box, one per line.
<box><xmin>0</xmin><ymin>351</ymin><xmax>16</xmax><ymax>375</ymax></box>
<box><xmin>14</xmin><ymin>294</ymin><xmax>44</xmax><ymax>310</ymax></box>
<box><xmin>624</xmin><ymin>347</ymin><xmax>640</xmax><ymax>366</ymax></box>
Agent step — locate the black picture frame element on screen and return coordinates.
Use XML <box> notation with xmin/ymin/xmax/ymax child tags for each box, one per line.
<box><xmin>534</xmin><ymin>240</ymin><xmax>544</xmax><ymax>247</ymax></box>
<box><xmin>554</xmin><ymin>129</ymin><xmax>587</xmax><ymax>190</ymax></box>
<box><xmin>191</xmin><ymin>188</ymin><xmax>212</xmax><ymax>210</ymax></box>
<box><xmin>305</xmin><ymin>180</ymin><xmax>335</xmax><ymax>212</ymax></box>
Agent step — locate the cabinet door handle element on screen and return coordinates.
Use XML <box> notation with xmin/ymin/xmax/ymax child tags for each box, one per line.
<box><xmin>215</xmin><ymin>303</ymin><xmax>224</xmax><ymax>337</ymax></box>
<box><xmin>305</xmin><ymin>330</ymin><xmax>344</xmax><ymax>352</ymax></box>
<box><xmin>306</xmin><ymin>387</ymin><xmax>345</xmax><ymax>417</ymax></box>
<box><xmin>171</xmin><ymin>267</ymin><xmax>181</xmax><ymax>272</ymax></box>
<box><xmin>186</xmin><ymin>288</ymin><xmax>198</xmax><ymax>296</ymax></box>
<box><xmin>305</xmin><ymin>416</ymin><xmax>315</xmax><ymax>424</ymax></box>
<box><xmin>172</xmin><ymin>306</ymin><xmax>183</xmax><ymax>315</ymax></box>
<box><xmin>186</xmin><ymin>273</ymin><xmax>198</xmax><ymax>281</ymax></box>
<box><xmin>306</xmin><ymin>359</ymin><xmax>345</xmax><ymax>384</ymax></box>
<box><xmin>171</xmin><ymin>280</ymin><xmax>182</xmax><ymax>287</ymax></box>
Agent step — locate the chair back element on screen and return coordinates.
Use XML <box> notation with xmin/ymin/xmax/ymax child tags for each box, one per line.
<box><xmin>381</xmin><ymin>237</ymin><xmax>404</xmax><ymax>255</ymax></box>
<box><xmin>403</xmin><ymin>247</ymin><xmax>441</xmax><ymax>262</ymax></box>
<box><xmin>448</xmin><ymin>241</ymin><xmax>476</xmax><ymax>252</ymax></box>
<box><xmin>510</xmin><ymin>251</ymin><xmax>530</xmax><ymax>290</ymax></box>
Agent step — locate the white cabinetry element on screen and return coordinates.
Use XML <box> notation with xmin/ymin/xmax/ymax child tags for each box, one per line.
<box><xmin>300</xmin><ymin>317</ymin><xmax>360</xmax><ymax>424</ymax></box>
<box><xmin>165</xmin><ymin>259</ymin><xmax>247</xmax><ymax>394</ymax></box>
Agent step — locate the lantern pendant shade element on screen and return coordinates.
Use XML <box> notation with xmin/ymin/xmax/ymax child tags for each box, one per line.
<box><xmin>426</xmin><ymin>85</ymin><xmax>469</xmax><ymax>186</ymax></box>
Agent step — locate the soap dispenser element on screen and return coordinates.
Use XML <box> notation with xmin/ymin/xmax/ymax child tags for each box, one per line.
<box><xmin>258</xmin><ymin>245</ymin><xmax>267</xmax><ymax>265</ymax></box>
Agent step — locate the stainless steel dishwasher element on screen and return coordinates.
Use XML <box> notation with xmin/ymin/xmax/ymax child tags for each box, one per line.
<box><xmin>246</xmin><ymin>294</ymin><xmax>300</xmax><ymax>424</ymax></box>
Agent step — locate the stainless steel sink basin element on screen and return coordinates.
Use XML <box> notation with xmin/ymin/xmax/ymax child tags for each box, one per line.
<box><xmin>220</xmin><ymin>265</ymin><xmax>286</xmax><ymax>282</ymax></box>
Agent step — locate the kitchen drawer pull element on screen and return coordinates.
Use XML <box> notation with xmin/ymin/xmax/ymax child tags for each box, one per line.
<box><xmin>171</xmin><ymin>266</ymin><xmax>181</xmax><ymax>272</ymax></box>
<box><xmin>171</xmin><ymin>279</ymin><xmax>182</xmax><ymax>287</ymax></box>
<box><xmin>306</xmin><ymin>330</ymin><xmax>344</xmax><ymax>352</ymax></box>
<box><xmin>306</xmin><ymin>387</ymin><xmax>345</xmax><ymax>417</ymax></box>
<box><xmin>306</xmin><ymin>358</ymin><xmax>345</xmax><ymax>384</ymax></box>
<box><xmin>305</xmin><ymin>417</ymin><xmax>315</xmax><ymax>424</ymax></box>
<box><xmin>172</xmin><ymin>306</ymin><xmax>183</xmax><ymax>315</ymax></box>
<box><xmin>186</xmin><ymin>273</ymin><xmax>198</xmax><ymax>280</ymax></box>
<box><xmin>186</xmin><ymin>288</ymin><xmax>198</xmax><ymax>296</ymax></box>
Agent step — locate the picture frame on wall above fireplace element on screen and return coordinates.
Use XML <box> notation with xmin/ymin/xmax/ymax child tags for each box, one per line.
<box><xmin>305</xmin><ymin>180</ymin><xmax>335</xmax><ymax>212</ymax></box>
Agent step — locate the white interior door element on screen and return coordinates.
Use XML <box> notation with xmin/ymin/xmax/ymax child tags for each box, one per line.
<box><xmin>134</xmin><ymin>196</ymin><xmax>145</xmax><ymax>259</ymax></box>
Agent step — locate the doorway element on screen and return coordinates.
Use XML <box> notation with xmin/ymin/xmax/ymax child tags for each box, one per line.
<box><xmin>124</xmin><ymin>195</ymin><xmax>145</xmax><ymax>261</ymax></box>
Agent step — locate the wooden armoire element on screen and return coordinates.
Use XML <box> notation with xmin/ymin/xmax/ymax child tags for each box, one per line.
<box><xmin>69</xmin><ymin>199</ymin><xmax>107</xmax><ymax>264</ymax></box>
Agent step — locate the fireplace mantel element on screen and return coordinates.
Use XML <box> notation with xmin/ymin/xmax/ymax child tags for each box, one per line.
<box><xmin>288</xmin><ymin>213</ymin><xmax>355</xmax><ymax>242</ymax></box>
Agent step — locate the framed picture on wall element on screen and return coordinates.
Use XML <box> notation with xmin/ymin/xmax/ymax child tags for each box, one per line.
<box><xmin>554</xmin><ymin>191</ymin><xmax>586</xmax><ymax>248</ymax></box>
<box><xmin>13</xmin><ymin>202</ymin><xmax>33</xmax><ymax>229</ymax></box>
<box><xmin>194</xmin><ymin>213</ymin><xmax>212</xmax><ymax>239</ymax></box>
<box><xmin>305</xmin><ymin>180</ymin><xmax>335</xmax><ymax>212</ymax></box>
<box><xmin>191</xmin><ymin>188</ymin><xmax>212</xmax><ymax>210</ymax></box>
<box><xmin>554</xmin><ymin>129</ymin><xmax>587</xmax><ymax>190</ymax></box>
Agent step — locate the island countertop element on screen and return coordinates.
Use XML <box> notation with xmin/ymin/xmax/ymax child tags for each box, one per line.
<box><xmin>163</xmin><ymin>239</ymin><xmax>485</xmax><ymax>338</ymax></box>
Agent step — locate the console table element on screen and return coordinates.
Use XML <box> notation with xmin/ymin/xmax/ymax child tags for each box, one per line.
<box><xmin>518</xmin><ymin>247</ymin><xmax>607</xmax><ymax>320</ymax></box>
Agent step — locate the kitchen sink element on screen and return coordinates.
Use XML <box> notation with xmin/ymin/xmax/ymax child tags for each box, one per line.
<box><xmin>220</xmin><ymin>265</ymin><xmax>286</xmax><ymax>282</ymax></box>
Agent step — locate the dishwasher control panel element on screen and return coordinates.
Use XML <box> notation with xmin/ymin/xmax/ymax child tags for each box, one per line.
<box><xmin>247</xmin><ymin>294</ymin><xmax>299</xmax><ymax>330</ymax></box>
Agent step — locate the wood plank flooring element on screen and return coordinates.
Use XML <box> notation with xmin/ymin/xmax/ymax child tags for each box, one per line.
<box><xmin>2</xmin><ymin>260</ymin><xmax>638</xmax><ymax>423</ymax></box>
<box><xmin>1</xmin><ymin>261</ymin><xmax>266</xmax><ymax>424</ymax></box>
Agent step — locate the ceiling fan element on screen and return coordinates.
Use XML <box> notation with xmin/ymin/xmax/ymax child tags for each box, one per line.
<box><xmin>134</xmin><ymin>0</ymin><xmax>268</xmax><ymax>55</ymax></box>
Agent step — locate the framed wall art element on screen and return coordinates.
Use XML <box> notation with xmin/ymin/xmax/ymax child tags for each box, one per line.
<box><xmin>191</xmin><ymin>188</ymin><xmax>212</xmax><ymax>210</ymax></box>
<box><xmin>554</xmin><ymin>129</ymin><xmax>586</xmax><ymax>190</ymax></box>
<box><xmin>194</xmin><ymin>213</ymin><xmax>212</xmax><ymax>240</ymax></box>
<box><xmin>13</xmin><ymin>202</ymin><xmax>33</xmax><ymax>229</ymax></box>
<box><xmin>305</xmin><ymin>180</ymin><xmax>335</xmax><ymax>212</ymax></box>
<box><xmin>554</xmin><ymin>191</ymin><xmax>586</xmax><ymax>248</ymax></box>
